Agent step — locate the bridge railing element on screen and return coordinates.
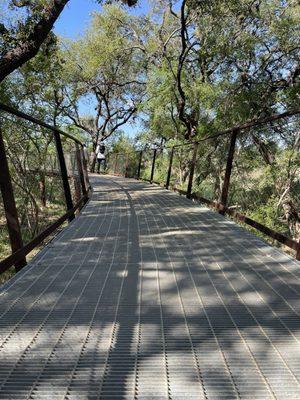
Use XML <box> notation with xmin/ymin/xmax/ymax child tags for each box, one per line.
<box><xmin>108</xmin><ymin>110</ymin><xmax>300</xmax><ymax>261</ymax></box>
<box><xmin>0</xmin><ymin>103</ymin><xmax>91</xmax><ymax>276</ymax></box>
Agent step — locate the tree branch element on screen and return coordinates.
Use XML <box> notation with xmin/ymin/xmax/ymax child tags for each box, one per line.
<box><xmin>0</xmin><ymin>0</ymin><xmax>69</xmax><ymax>82</ymax></box>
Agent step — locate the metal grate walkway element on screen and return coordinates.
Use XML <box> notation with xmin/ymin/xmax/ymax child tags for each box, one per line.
<box><xmin>1</xmin><ymin>175</ymin><xmax>300</xmax><ymax>399</ymax></box>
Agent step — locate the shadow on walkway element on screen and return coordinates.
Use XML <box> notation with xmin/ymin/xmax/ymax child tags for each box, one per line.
<box><xmin>0</xmin><ymin>175</ymin><xmax>300</xmax><ymax>399</ymax></box>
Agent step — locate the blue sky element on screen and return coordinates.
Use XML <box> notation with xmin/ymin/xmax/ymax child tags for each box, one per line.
<box><xmin>54</xmin><ymin>0</ymin><xmax>98</xmax><ymax>39</ymax></box>
<box><xmin>53</xmin><ymin>0</ymin><xmax>150</xmax><ymax>138</ymax></box>
<box><xmin>54</xmin><ymin>0</ymin><xmax>150</xmax><ymax>39</ymax></box>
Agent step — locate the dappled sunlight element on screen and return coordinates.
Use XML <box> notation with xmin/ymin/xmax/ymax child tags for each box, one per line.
<box><xmin>0</xmin><ymin>175</ymin><xmax>300</xmax><ymax>399</ymax></box>
<box><xmin>1</xmin><ymin>0</ymin><xmax>299</xmax><ymax>395</ymax></box>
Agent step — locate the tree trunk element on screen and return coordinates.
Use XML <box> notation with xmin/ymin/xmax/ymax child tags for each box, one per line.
<box><xmin>282</xmin><ymin>199</ymin><xmax>300</xmax><ymax>240</ymax></box>
<box><xmin>214</xmin><ymin>174</ymin><xmax>221</xmax><ymax>199</ymax></box>
<box><xmin>90</xmin><ymin>155</ymin><xmax>97</xmax><ymax>173</ymax></box>
<box><xmin>0</xmin><ymin>0</ymin><xmax>69</xmax><ymax>82</ymax></box>
<box><xmin>38</xmin><ymin>175</ymin><xmax>46</xmax><ymax>208</ymax></box>
<box><xmin>252</xmin><ymin>134</ymin><xmax>275</xmax><ymax>165</ymax></box>
<box><xmin>90</xmin><ymin>140</ymin><xmax>98</xmax><ymax>173</ymax></box>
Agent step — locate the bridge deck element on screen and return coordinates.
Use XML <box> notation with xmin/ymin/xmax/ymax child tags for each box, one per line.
<box><xmin>1</xmin><ymin>175</ymin><xmax>300</xmax><ymax>400</ymax></box>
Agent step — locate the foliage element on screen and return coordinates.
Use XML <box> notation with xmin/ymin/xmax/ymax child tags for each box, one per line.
<box><xmin>0</xmin><ymin>40</ymin><xmax>83</xmax><ymax>283</ymax></box>
<box><xmin>58</xmin><ymin>5</ymin><xmax>147</xmax><ymax>170</ymax></box>
<box><xmin>0</xmin><ymin>0</ymin><xmax>299</xmax><ymax>284</ymax></box>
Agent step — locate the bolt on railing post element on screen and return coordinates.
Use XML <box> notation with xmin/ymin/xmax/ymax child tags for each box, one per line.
<box><xmin>219</xmin><ymin>129</ymin><xmax>238</xmax><ymax>215</ymax></box>
<box><xmin>187</xmin><ymin>142</ymin><xmax>198</xmax><ymax>199</ymax></box>
<box><xmin>75</xmin><ymin>143</ymin><xmax>87</xmax><ymax>197</ymax></box>
<box><xmin>53</xmin><ymin>131</ymin><xmax>74</xmax><ymax>222</ymax></box>
<box><xmin>0</xmin><ymin>130</ymin><xmax>26</xmax><ymax>272</ymax></box>
<box><xmin>137</xmin><ymin>150</ymin><xmax>143</xmax><ymax>179</ymax></box>
<box><xmin>166</xmin><ymin>146</ymin><xmax>174</xmax><ymax>190</ymax></box>
<box><xmin>150</xmin><ymin>149</ymin><xmax>157</xmax><ymax>183</ymax></box>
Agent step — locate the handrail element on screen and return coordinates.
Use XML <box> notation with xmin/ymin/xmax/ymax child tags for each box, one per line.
<box><xmin>109</xmin><ymin>108</ymin><xmax>300</xmax><ymax>260</ymax></box>
<box><xmin>0</xmin><ymin>102</ymin><xmax>83</xmax><ymax>145</ymax></box>
<box><xmin>0</xmin><ymin>193</ymin><xmax>89</xmax><ymax>274</ymax></box>
<box><xmin>0</xmin><ymin>102</ymin><xmax>91</xmax><ymax>275</ymax></box>
<box><xmin>174</xmin><ymin>107</ymin><xmax>300</xmax><ymax>148</ymax></box>
<box><xmin>177</xmin><ymin>190</ymin><xmax>300</xmax><ymax>255</ymax></box>
<box><xmin>136</xmin><ymin>107</ymin><xmax>300</xmax><ymax>152</ymax></box>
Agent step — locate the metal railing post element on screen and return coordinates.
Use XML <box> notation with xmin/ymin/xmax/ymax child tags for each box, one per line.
<box><xmin>0</xmin><ymin>130</ymin><xmax>26</xmax><ymax>272</ymax></box>
<box><xmin>53</xmin><ymin>131</ymin><xmax>74</xmax><ymax>222</ymax></box>
<box><xmin>219</xmin><ymin>129</ymin><xmax>238</xmax><ymax>215</ymax></box>
<box><xmin>166</xmin><ymin>146</ymin><xmax>174</xmax><ymax>189</ymax></box>
<box><xmin>150</xmin><ymin>149</ymin><xmax>157</xmax><ymax>183</ymax></box>
<box><xmin>79</xmin><ymin>145</ymin><xmax>90</xmax><ymax>192</ymax></box>
<box><xmin>137</xmin><ymin>150</ymin><xmax>143</xmax><ymax>179</ymax></box>
<box><xmin>75</xmin><ymin>143</ymin><xmax>87</xmax><ymax>197</ymax></box>
<box><xmin>187</xmin><ymin>142</ymin><xmax>198</xmax><ymax>199</ymax></box>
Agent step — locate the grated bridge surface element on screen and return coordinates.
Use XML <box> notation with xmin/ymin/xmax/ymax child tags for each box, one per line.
<box><xmin>1</xmin><ymin>175</ymin><xmax>300</xmax><ymax>399</ymax></box>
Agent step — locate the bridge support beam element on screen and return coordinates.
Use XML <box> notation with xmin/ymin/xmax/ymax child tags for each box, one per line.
<box><xmin>150</xmin><ymin>149</ymin><xmax>157</xmax><ymax>183</ymax></box>
<box><xmin>219</xmin><ymin>129</ymin><xmax>238</xmax><ymax>215</ymax></box>
<box><xmin>166</xmin><ymin>146</ymin><xmax>174</xmax><ymax>190</ymax></box>
<box><xmin>54</xmin><ymin>131</ymin><xmax>74</xmax><ymax>222</ymax></box>
<box><xmin>0</xmin><ymin>130</ymin><xmax>26</xmax><ymax>272</ymax></box>
<box><xmin>187</xmin><ymin>142</ymin><xmax>198</xmax><ymax>199</ymax></box>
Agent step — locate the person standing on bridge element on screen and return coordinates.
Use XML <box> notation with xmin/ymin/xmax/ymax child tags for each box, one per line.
<box><xmin>96</xmin><ymin>142</ymin><xmax>106</xmax><ymax>174</ymax></box>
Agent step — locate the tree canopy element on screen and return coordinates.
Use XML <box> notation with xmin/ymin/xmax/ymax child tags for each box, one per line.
<box><xmin>0</xmin><ymin>0</ymin><xmax>299</xmax><ymax>268</ymax></box>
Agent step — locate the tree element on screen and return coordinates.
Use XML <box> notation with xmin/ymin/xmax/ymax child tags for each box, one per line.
<box><xmin>0</xmin><ymin>0</ymin><xmax>139</xmax><ymax>83</ymax></box>
<box><xmin>144</xmin><ymin>0</ymin><xmax>300</xmax><ymax>140</ymax></box>
<box><xmin>60</xmin><ymin>5</ymin><xmax>147</xmax><ymax>170</ymax></box>
<box><xmin>0</xmin><ymin>0</ymin><xmax>70</xmax><ymax>82</ymax></box>
<box><xmin>0</xmin><ymin>38</ymin><xmax>64</xmax><ymax>210</ymax></box>
<box><xmin>138</xmin><ymin>0</ymin><xmax>300</xmax><ymax>242</ymax></box>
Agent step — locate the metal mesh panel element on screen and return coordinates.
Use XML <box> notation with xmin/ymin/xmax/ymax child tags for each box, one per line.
<box><xmin>0</xmin><ymin>175</ymin><xmax>300</xmax><ymax>399</ymax></box>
